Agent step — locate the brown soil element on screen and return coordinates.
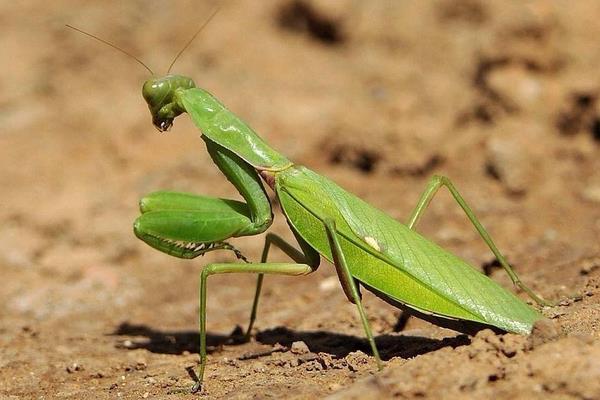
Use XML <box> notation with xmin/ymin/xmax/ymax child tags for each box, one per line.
<box><xmin>2</xmin><ymin>1</ymin><xmax>600</xmax><ymax>399</ymax></box>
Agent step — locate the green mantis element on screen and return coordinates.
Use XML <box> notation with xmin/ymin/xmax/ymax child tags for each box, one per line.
<box><xmin>68</xmin><ymin>18</ymin><xmax>547</xmax><ymax>394</ymax></box>
<box><xmin>136</xmin><ymin>77</ymin><xmax>546</xmax><ymax>392</ymax></box>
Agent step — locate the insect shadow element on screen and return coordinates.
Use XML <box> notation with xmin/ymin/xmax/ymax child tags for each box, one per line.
<box><xmin>111</xmin><ymin>321</ymin><xmax>473</xmax><ymax>361</ymax></box>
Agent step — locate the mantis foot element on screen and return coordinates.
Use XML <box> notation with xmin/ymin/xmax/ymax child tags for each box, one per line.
<box><xmin>186</xmin><ymin>366</ymin><xmax>203</xmax><ymax>394</ymax></box>
<box><xmin>190</xmin><ymin>381</ymin><xmax>203</xmax><ymax>394</ymax></box>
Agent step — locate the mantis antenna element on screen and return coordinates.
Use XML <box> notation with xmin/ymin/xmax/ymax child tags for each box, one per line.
<box><xmin>167</xmin><ymin>7</ymin><xmax>220</xmax><ymax>73</ymax></box>
<box><xmin>65</xmin><ymin>24</ymin><xmax>155</xmax><ymax>75</ymax></box>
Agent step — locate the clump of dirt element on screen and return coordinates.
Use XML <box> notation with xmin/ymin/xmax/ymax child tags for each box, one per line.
<box><xmin>1</xmin><ymin>1</ymin><xmax>600</xmax><ymax>399</ymax></box>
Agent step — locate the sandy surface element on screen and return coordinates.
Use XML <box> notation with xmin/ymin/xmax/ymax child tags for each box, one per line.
<box><xmin>2</xmin><ymin>1</ymin><xmax>600</xmax><ymax>399</ymax></box>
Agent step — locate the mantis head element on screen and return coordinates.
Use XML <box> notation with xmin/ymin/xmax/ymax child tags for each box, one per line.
<box><xmin>67</xmin><ymin>10</ymin><xmax>218</xmax><ymax>132</ymax></box>
<box><xmin>142</xmin><ymin>75</ymin><xmax>196</xmax><ymax>132</ymax></box>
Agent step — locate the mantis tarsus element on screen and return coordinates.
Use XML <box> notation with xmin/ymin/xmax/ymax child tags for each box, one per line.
<box><xmin>68</xmin><ymin>17</ymin><xmax>547</xmax><ymax>393</ymax></box>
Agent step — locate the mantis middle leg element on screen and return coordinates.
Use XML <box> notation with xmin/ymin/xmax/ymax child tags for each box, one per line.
<box><xmin>194</xmin><ymin>258</ymin><xmax>319</xmax><ymax>392</ymax></box>
<box><xmin>245</xmin><ymin>231</ymin><xmax>320</xmax><ymax>338</ymax></box>
<box><xmin>407</xmin><ymin>175</ymin><xmax>548</xmax><ymax>306</ymax></box>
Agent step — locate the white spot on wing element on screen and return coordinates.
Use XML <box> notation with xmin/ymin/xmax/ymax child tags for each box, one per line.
<box><xmin>364</xmin><ymin>236</ymin><xmax>381</xmax><ymax>251</ymax></box>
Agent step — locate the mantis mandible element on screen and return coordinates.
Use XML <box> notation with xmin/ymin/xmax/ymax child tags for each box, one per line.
<box><xmin>68</xmin><ymin>14</ymin><xmax>547</xmax><ymax>393</ymax></box>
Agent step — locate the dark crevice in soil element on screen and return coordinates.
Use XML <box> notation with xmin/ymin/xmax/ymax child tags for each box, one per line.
<box><xmin>326</xmin><ymin>143</ymin><xmax>442</xmax><ymax>177</ymax></box>
<box><xmin>591</xmin><ymin>118</ymin><xmax>600</xmax><ymax>141</ymax></box>
<box><xmin>391</xmin><ymin>154</ymin><xmax>444</xmax><ymax>177</ymax></box>
<box><xmin>277</xmin><ymin>0</ymin><xmax>345</xmax><ymax>45</ymax></box>
<box><xmin>458</xmin><ymin>20</ymin><xmax>565</xmax><ymax>127</ymax></box>
<box><xmin>437</xmin><ymin>0</ymin><xmax>488</xmax><ymax>25</ymax></box>
<box><xmin>473</xmin><ymin>56</ymin><xmax>520</xmax><ymax>119</ymax></box>
<box><xmin>329</xmin><ymin>145</ymin><xmax>381</xmax><ymax>174</ymax></box>
<box><xmin>556</xmin><ymin>91</ymin><xmax>600</xmax><ymax>142</ymax></box>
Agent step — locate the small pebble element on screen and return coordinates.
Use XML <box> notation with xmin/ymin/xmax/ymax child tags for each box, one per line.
<box><xmin>290</xmin><ymin>341</ymin><xmax>310</xmax><ymax>355</ymax></box>
<box><xmin>146</xmin><ymin>377</ymin><xmax>157</xmax><ymax>384</ymax></box>
<box><xmin>66</xmin><ymin>363</ymin><xmax>83</xmax><ymax>373</ymax></box>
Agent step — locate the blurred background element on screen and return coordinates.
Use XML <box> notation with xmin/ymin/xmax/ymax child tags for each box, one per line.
<box><xmin>1</xmin><ymin>1</ymin><xmax>599</xmax><ymax>398</ymax></box>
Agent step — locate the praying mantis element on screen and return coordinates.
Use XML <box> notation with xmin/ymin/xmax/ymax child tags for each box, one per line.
<box><xmin>68</xmin><ymin>14</ymin><xmax>547</xmax><ymax>393</ymax></box>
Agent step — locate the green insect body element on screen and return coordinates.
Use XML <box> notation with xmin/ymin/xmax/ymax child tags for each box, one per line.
<box><xmin>133</xmin><ymin>75</ymin><xmax>544</xmax><ymax>392</ymax></box>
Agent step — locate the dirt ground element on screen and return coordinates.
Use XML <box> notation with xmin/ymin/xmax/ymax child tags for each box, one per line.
<box><xmin>2</xmin><ymin>1</ymin><xmax>600</xmax><ymax>399</ymax></box>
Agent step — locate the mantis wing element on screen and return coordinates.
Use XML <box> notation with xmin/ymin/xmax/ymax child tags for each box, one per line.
<box><xmin>277</xmin><ymin>167</ymin><xmax>541</xmax><ymax>334</ymax></box>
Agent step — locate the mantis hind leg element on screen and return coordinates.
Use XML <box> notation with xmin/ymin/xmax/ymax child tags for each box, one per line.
<box><xmin>245</xmin><ymin>232</ymin><xmax>320</xmax><ymax>338</ymax></box>
<box><xmin>407</xmin><ymin>175</ymin><xmax>548</xmax><ymax>306</ymax></box>
<box><xmin>194</xmin><ymin>261</ymin><xmax>317</xmax><ymax>393</ymax></box>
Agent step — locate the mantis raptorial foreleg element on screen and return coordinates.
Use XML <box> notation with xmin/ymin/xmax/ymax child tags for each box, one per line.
<box><xmin>134</xmin><ymin>191</ymin><xmax>255</xmax><ymax>258</ymax></box>
<box><xmin>323</xmin><ymin>219</ymin><xmax>383</xmax><ymax>371</ymax></box>
<box><xmin>245</xmin><ymin>232</ymin><xmax>320</xmax><ymax>338</ymax></box>
<box><xmin>195</xmin><ymin>261</ymin><xmax>317</xmax><ymax>393</ymax></box>
<box><xmin>134</xmin><ymin>140</ymin><xmax>273</xmax><ymax>258</ymax></box>
<box><xmin>407</xmin><ymin>175</ymin><xmax>548</xmax><ymax>306</ymax></box>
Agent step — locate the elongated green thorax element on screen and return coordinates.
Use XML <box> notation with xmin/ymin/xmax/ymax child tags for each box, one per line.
<box><xmin>142</xmin><ymin>75</ymin><xmax>291</xmax><ymax>171</ymax></box>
